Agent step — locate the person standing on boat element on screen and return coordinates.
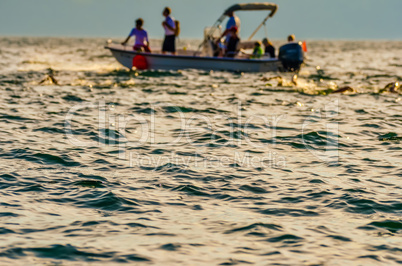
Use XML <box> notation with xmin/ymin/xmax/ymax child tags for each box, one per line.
<box><xmin>161</xmin><ymin>7</ymin><xmax>176</xmax><ymax>55</ymax></box>
<box><xmin>220</xmin><ymin>11</ymin><xmax>240</xmax><ymax>42</ymax></box>
<box><xmin>225</xmin><ymin>11</ymin><xmax>240</xmax><ymax>35</ymax></box>
<box><xmin>215</xmin><ymin>12</ymin><xmax>240</xmax><ymax>57</ymax></box>
<box><xmin>121</xmin><ymin>18</ymin><xmax>151</xmax><ymax>52</ymax></box>
<box><xmin>262</xmin><ymin>38</ymin><xmax>275</xmax><ymax>58</ymax></box>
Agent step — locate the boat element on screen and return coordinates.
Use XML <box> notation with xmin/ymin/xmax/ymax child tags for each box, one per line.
<box><xmin>105</xmin><ymin>2</ymin><xmax>304</xmax><ymax>73</ymax></box>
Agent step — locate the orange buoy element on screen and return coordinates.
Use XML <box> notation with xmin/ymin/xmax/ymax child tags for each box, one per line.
<box><xmin>132</xmin><ymin>55</ymin><xmax>148</xmax><ymax>70</ymax></box>
<box><xmin>302</xmin><ymin>41</ymin><xmax>308</xmax><ymax>52</ymax></box>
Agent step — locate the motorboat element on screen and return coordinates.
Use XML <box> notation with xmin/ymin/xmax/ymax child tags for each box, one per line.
<box><xmin>105</xmin><ymin>2</ymin><xmax>304</xmax><ymax>72</ymax></box>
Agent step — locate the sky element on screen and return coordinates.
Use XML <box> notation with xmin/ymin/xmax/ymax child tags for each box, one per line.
<box><xmin>0</xmin><ymin>0</ymin><xmax>401</xmax><ymax>40</ymax></box>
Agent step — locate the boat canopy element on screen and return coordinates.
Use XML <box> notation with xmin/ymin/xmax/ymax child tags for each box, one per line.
<box><xmin>198</xmin><ymin>2</ymin><xmax>279</xmax><ymax>53</ymax></box>
<box><xmin>224</xmin><ymin>3</ymin><xmax>278</xmax><ymax>16</ymax></box>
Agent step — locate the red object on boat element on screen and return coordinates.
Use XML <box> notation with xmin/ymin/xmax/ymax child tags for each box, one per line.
<box><xmin>302</xmin><ymin>41</ymin><xmax>307</xmax><ymax>52</ymax></box>
<box><xmin>132</xmin><ymin>55</ymin><xmax>148</xmax><ymax>70</ymax></box>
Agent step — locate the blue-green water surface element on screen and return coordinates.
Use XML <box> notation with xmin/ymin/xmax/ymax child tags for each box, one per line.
<box><xmin>0</xmin><ymin>37</ymin><xmax>401</xmax><ymax>265</ymax></box>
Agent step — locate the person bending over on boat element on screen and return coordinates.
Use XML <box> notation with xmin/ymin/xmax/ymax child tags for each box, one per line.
<box><xmin>250</xmin><ymin>41</ymin><xmax>263</xmax><ymax>59</ymax></box>
<box><xmin>224</xmin><ymin>26</ymin><xmax>240</xmax><ymax>58</ymax></box>
<box><xmin>262</xmin><ymin>38</ymin><xmax>275</xmax><ymax>58</ymax></box>
<box><xmin>121</xmin><ymin>18</ymin><xmax>151</xmax><ymax>52</ymax></box>
<box><xmin>215</xmin><ymin>26</ymin><xmax>240</xmax><ymax>57</ymax></box>
<box><xmin>161</xmin><ymin>7</ymin><xmax>176</xmax><ymax>55</ymax></box>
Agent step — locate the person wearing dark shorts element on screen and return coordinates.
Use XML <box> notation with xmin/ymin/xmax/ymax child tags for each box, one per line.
<box><xmin>162</xmin><ymin>35</ymin><xmax>175</xmax><ymax>54</ymax></box>
<box><xmin>161</xmin><ymin>7</ymin><xmax>176</xmax><ymax>55</ymax></box>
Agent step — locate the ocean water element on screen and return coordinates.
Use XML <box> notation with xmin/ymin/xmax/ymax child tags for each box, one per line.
<box><xmin>0</xmin><ymin>37</ymin><xmax>401</xmax><ymax>265</ymax></box>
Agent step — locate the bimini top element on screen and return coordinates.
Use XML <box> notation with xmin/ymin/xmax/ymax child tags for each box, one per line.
<box><xmin>224</xmin><ymin>2</ymin><xmax>278</xmax><ymax>16</ymax></box>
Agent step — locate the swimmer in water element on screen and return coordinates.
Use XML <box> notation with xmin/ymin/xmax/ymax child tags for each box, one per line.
<box><xmin>331</xmin><ymin>86</ymin><xmax>355</xmax><ymax>94</ymax></box>
<box><xmin>39</xmin><ymin>68</ymin><xmax>59</xmax><ymax>85</ymax></box>
<box><xmin>260</xmin><ymin>75</ymin><xmax>298</xmax><ymax>87</ymax></box>
<box><xmin>380</xmin><ymin>82</ymin><xmax>400</xmax><ymax>93</ymax></box>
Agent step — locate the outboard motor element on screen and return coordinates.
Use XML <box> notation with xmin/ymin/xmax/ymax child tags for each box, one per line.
<box><xmin>278</xmin><ymin>43</ymin><xmax>304</xmax><ymax>72</ymax></box>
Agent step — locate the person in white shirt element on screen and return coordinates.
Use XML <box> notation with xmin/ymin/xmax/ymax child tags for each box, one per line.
<box><xmin>161</xmin><ymin>7</ymin><xmax>176</xmax><ymax>55</ymax></box>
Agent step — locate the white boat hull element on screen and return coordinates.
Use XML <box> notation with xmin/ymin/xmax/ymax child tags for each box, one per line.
<box><xmin>105</xmin><ymin>45</ymin><xmax>283</xmax><ymax>73</ymax></box>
